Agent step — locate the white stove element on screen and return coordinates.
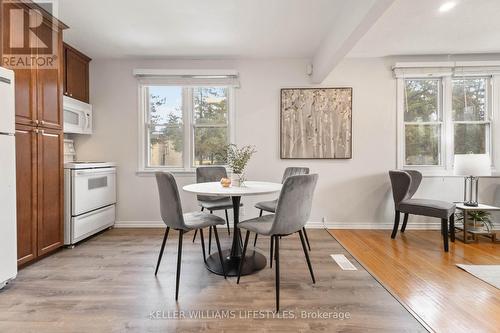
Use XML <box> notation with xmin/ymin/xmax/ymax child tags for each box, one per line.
<box><xmin>63</xmin><ymin>140</ymin><xmax>117</xmax><ymax>246</ymax></box>
<box><xmin>65</xmin><ymin>161</ymin><xmax>117</xmax><ymax>169</ymax></box>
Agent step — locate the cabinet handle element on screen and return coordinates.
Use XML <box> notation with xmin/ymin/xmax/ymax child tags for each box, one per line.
<box><xmin>69</xmin><ymin>93</ymin><xmax>73</xmax><ymax>97</ymax></box>
<box><xmin>40</xmin><ymin>120</ymin><xmax>45</xmax><ymax>125</ymax></box>
<box><xmin>34</xmin><ymin>129</ymin><xmax>39</xmax><ymax>134</ymax></box>
<box><xmin>40</xmin><ymin>130</ymin><xmax>44</xmax><ymax>134</ymax></box>
<box><xmin>34</xmin><ymin>120</ymin><xmax>39</xmax><ymax>125</ymax></box>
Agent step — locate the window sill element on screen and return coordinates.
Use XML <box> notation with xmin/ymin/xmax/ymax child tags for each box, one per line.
<box><xmin>136</xmin><ymin>169</ymin><xmax>196</xmax><ymax>177</ymax></box>
<box><xmin>423</xmin><ymin>174</ymin><xmax>500</xmax><ymax>178</ymax></box>
<box><xmin>136</xmin><ymin>167</ymin><xmax>232</xmax><ymax>177</ymax></box>
<box><xmin>401</xmin><ymin>167</ymin><xmax>500</xmax><ymax>178</ymax></box>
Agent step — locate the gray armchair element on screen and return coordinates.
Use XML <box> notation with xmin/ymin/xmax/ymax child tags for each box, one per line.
<box><xmin>237</xmin><ymin>174</ymin><xmax>318</xmax><ymax>311</ymax></box>
<box><xmin>154</xmin><ymin>172</ymin><xmax>227</xmax><ymax>300</ymax></box>
<box><xmin>389</xmin><ymin>170</ymin><xmax>456</xmax><ymax>251</ymax></box>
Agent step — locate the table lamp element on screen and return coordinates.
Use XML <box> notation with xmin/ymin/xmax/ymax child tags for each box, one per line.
<box><xmin>454</xmin><ymin>154</ymin><xmax>491</xmax><ymax>207</ymax></box>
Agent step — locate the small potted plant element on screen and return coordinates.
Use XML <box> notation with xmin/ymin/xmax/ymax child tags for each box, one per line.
<box><xmin>220</xmin><ymin>144</ymin><xmax>256</xmax><ymax>187</ymax></box>
<box><xmin>456</xmin><ymin>210</ymin><xmax>494</xmax><ymax>232</ymax></box>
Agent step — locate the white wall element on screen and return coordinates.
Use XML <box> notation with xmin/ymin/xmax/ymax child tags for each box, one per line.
<box><xmin>73</xmin><ymin>57</ymin><xmax>500</xmax><ymax>228</ymax></box>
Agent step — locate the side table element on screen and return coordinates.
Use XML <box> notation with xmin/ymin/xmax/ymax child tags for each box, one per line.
<box><xmin>454</xmin><ymin>203</ymin><xmax>500</xmax><ymax>243</ymax></box>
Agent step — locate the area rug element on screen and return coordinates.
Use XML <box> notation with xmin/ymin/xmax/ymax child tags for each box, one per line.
<box><xmin>456</xmin><ymin>264</ymin><xmax>500</xmax><ymax>289</ymax></box>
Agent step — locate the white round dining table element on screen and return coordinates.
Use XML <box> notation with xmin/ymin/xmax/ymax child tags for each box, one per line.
<box><xmin>183</xmin><ymin>181</ymin><xmax>282</xmax><ymax>276</ymax></box>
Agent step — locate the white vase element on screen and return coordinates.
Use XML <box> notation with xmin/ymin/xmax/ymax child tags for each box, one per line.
<box><xmin>231</xmin><ymin>173</ymin><xmax>243</xmax><ymax>187</ymax></box>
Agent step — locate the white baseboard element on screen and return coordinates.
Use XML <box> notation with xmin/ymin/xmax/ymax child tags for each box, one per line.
<box><xmin>323</xmin><ymin>221</ymin><xmax>441</xmax><ymax>230</ymax></box>
<box><xmin>115</xmin><ymin>221</ymin><xmax>165</xmax><ymax>228</ymax></box>
<box><xmin>114</xmin><ymin>220</ymin><xmax>442</xmax><ymax>230</ymax></box>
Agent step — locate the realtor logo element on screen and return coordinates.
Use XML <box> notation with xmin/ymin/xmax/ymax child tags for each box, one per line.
<box><xmin>2</xmin><ymin>0</ymin><xmax>58</xmax><ymax>69</ymax></box>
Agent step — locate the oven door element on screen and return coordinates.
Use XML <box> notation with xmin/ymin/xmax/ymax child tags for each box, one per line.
<box><xmin>72</xmin><ymin>167</ymin><xmax>116</xmax><ymax>216</ymax></box>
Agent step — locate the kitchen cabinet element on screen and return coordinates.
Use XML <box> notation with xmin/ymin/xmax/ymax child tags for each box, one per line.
<box><xmin>14</xmin><ymin>125</ymin><xmax>38</xmax><ymax>265</ymax></box>
<box><xmin>12</xmin><ymin>68</ymin><xmax>37</xmax><ymax>126</ymax></box>
<box><xmin>63</xmin><ymin>43</ymin><xmax>91</xmax><ymax>103</ymax></box>
<box><xmin>37</xmin><ymin>128</ymin><xmax>64</xmax><ymax>255</ymax></box>
<box><xmin>1</xmin><ymin>0</ymin><xmax>67</xmax><ymax>266</ymax></box>
<box><xmin>37</xmin><ymin>63</ymin><xmax>63</xmax><ymax>129</ymax></box>
<box><xmin>1</xmin><ymin>1</ymin><xmax>64</xmax><ymax>129</ymax></box>
<box><xmin>15</xmin><ymin>125</ymin><xmax>64</xmax><ymax>263</ymax></box>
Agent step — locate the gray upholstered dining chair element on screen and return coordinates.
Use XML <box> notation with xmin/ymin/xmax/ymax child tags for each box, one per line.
<box><xmin>154</xmin><ymin>172</ymin><xmax>226</xmax><ymax>300</ymax></box>
<box><xmin>237</xmin><ymin>174</ymin><xmax>318</xmax><ymax>312</ymax></box>
<box><xmin>192</xmin><ymin>166</ymin><xmax>241</xmax><ymax>247</ymax></box>
<box><xmin>389</xmin><ymin>170</ymin><xmax>456</xmax><ymax>252</ymax></box>
<box><xmin>254</xmin><ymin>167</ymin><xmax>311</xmax><ymax>251</ymax></box>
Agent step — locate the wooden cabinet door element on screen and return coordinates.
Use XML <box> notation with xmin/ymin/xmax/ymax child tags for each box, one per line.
<box><xmin>36</xmin><ymin>67</ymin><xmax>62</xmax><ymax>129</ymax></box>
<box><xmin>36</xmin><ymin>24</ymin><xmax>63</xmax><ymax>129</ymax></box>
<box><xmin>15</xmin><ymin>125</ymin><xmax>38</xmax><ymax>265</ymax></box>
<box><xmin>2</xmin><ymin>3</ymin><xmax>38</xmax><ymax>126</ymax></box>
<box><xmin>36</xmin><ymin>128</ymin><xmax>63</xmax><ymax>256</ymax></box>
<box><xmin>13</xmin><ymin>69</ymin><xmax>37</xmax><ymax>126</ymax></box>
<box><xmin>64</xmin><ymin>44</ymin><xmax>90</xmax><ymax>103</ymax></box>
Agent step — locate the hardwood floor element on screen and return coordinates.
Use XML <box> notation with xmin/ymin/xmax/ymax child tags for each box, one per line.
<box><xmin>0</xmin><ymin>228</ymin><xmax>424</xmax><ymax>332</ymax></box>
<box><xmin>330</xmin><ymin>229</ymin><xmax>500</xmax><ymax>333</ymax></box>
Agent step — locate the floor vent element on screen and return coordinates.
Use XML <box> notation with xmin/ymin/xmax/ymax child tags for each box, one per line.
<box><xmin>331</xmin><ymin>254</ymin><xmax>357</xmax><ymax>271</ymax></box>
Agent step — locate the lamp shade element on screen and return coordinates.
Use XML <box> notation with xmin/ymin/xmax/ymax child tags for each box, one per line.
<box><xmin>454</xmin><ymin>154</ymin><xmax>491</xmax><ymax>176</ymax></box>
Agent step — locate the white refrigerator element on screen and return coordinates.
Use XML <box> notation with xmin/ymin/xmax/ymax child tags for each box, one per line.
<box><xmin>0</xmin><ymin>66</ymin><xmax>17</xmax><ymax>290</ymax></box>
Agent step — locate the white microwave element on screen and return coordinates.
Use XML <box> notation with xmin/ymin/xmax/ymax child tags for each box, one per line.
<box><xmin>63</xmin><ymin>96</ymin><xmax>93</xmax><ymax>134</ymax></box>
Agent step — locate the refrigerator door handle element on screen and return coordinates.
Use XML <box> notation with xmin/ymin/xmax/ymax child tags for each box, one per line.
<box><xmin>0</xmin><ymin>76</ymin><xmax>11</xmax><ymax>84</ymax></box>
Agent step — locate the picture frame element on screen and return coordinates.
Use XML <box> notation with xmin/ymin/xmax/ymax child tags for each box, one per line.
<box><xmin>280</xmin><ymin>87</ymin><xmax>353</xmax><ymax>159</ymax></box>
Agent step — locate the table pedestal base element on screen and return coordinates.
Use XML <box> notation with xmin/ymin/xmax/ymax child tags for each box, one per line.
<box><xmin>205</xmin><ymin>249</ymin><xmax>267</xmax><ymax>276</ymax></box>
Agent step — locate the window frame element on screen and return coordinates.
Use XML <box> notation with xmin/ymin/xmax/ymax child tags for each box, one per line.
<box><xmin>396</xmin><ymin>68</ymin><xmax>499</xmax><ymax>176</ymax></box>
<box><xmin>402</xmin><ymin>78</ymin><xmax>444</xmax><ymax>167</ymax></box>
<box><xmin>451</xmin><ymin>76</ymin><xmax>491</xmax><ymax>158</ymax></box>
<box><xmin>137</xmin><ymin>83</ymin><xmax>235</xmax><ymax>174</ymax></box>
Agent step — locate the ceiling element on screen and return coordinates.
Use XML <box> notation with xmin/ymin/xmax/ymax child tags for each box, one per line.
<box><xmin>57</xmin><ymin>0</ymin><xmax>500</xmax><ymax>76</ymax></box>
<box><xmin>59</xmin><ymin>0</ymin><xmax>351</xmax><ymax>59</ymax></box>
<box><xmin>349</xmin><ymin>0</ymin><xmax>500</xmax><ymax>57</ymax></box>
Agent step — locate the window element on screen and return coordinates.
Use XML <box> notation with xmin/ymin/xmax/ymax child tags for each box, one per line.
<box><xmin>193</xmin><ymin>87</ymin><xmax>229</xmax><ymax>166</ymax></box>
<box><xmin>404</xmin><ymin>79</ymin><xmax>442</xmax><ymax>166</ymax></box>
<box><xmin>452</xmin><ymin>78</ymin><xmax>490</xmax><ymax>155</ymax></box>
<box><xmin>395</xmin><ymin>63</ymin><xmax>497</xmax><ymax>174</ymax></box>
<box><xmin>147</xmin><ymin>86</ymin><xmax>184</xmax><ymax>167</ymax></box>
<box><xmin>139</xmin><ymin>85</ymin><xmax>233</xmax><ymax>172</ymax></box>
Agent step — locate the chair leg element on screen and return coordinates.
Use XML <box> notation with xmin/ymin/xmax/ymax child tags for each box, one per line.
<box><xmin>237</xmin><ymin>230</ymin><xmax>251</xmax><ymax>284</ymax></box>
<box><xmin>449</xmin><ymin>214</ymin><xmax>455</xmax><ymax>242</ymax></box>
<box><xmin>193</xmin><ymin>207</ymin><xmax>204</xmax><ymax>242</ymax></box>
<box><xmin>275</xmin><ymin>235</ymin><xmax>280</xmax><ymax>312</ymax></box>
<box><xmin>225</xmin><ymin>210</ymin><xmax>231</xmax><ymax>235</ymax></box>
<box><xmin>212</xmin><ymin>226</ymin><xmax>227</xmax><ymax>279</ymax></box>
<box><xmin>302</xmin><ymin>227</ymin><xmax>311</xmax><ymax>251</ymax></box>
<box><xmin>253</xmin><ymin>210</ymin><xmax>263</xmax><ymax>247</ymax></box>
<box><xmin>441</xmin><ymin>218</ymin><xmax>449</xmax><ymax>252</ymax></box>
<box><xmin>208</xmin><ymin>226</ymin><xmax>212</xmax><ymax>254</ymax></box>
<box><xmin>175</xmin><ymin>230</ymin><xmax>183</xmax><ymax>300</ymax></box>
<box><xmin>209</xmin><ymin>211</ymin><xmax>213</xmax><ymax>251</ymax></box>
<box><xmin>270</xmin><ymin>236</ymin><xmax>274</xmax><ymax>268</ymax></box>
<box><xmin>154</xmin><ymin>227</ymin><xmax>170</xmax><ymax>276</ymax></box>
<box><xmin>199</xmin><ymin>228</ymin><xmax>207</xmax><ymax>263</ymax></box>
<box><xmin>299</xmin><ymin>230</ymin><xmax>316</xmax><ymax>284</ymax></box>
<box><xmin>391</xmin><ymin>211</ymin><xmax>401</xmax><ymax>239</ymax></box>
<box><xmin>401</xmin><ymin>213</ymin><xmax>409</xmax><ymax>232</ymax></box>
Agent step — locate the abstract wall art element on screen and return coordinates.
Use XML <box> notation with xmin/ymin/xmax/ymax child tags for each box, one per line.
<box><xmin>280</xmin><ymin>88</ymin><xmax>352</xmax><ymax>159</ymax></box>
